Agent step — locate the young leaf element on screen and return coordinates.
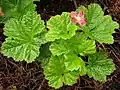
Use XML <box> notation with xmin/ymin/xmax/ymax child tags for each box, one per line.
<box><xmin>71</xmin><ymin>32</ymin><xmax>96</xmax><ymax>56</ymax></box>
<box><xmin>64</xmin><ymin>53</ymin><xmax>86</xmax><ymax>72</ymax></box>
<box><xmin>44</xmin><ymin>55</ymin><xmax>79</xmax><ymax>89</ymax></box>
<box><xmin>76</xmin><ymin>6</ymin><xmax>88</xmax><ymax>14</ymax></box>
<box><xmin>79</xmin><ymin>61</ymin><xmax>87</xmax><ymax>76</ymax></box>
<box><xmin>87</xmin><ymin>52</ymin><xmax>116</xmax><ymax>82</ymax></box>
<box><xmin>1</xmin><ymin>11</ymin><xmax>45</xmax><ymax>62</ymax></box>
<box><xmin>49</xmin><ymin>39</ymin><xmax>69</xmax><ymax>56</ymax></box>
<box><xmin>45</xmin><ymin>12</ymin><xmax>78</xmax><ymax>41</ymax></box>
<box><xmin>50</xmin><ymin>32</ymin><xmax>96</xmax><ymax>56</ymax></box>
<box><xmin>0</xmin><ymin>0</ymin><xmax>35</xmax><ymax>23</ymax></box>
<box><xmin>82</xmin><ymin>4</ymin><xmax>119</xmax><ymax>44</ymax></box>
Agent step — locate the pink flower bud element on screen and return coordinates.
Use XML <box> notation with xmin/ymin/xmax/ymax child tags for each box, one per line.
<box><xmin>70</xmin><ymin>11</ymin><xmax>86</xmax><ymax>26</ymax></box>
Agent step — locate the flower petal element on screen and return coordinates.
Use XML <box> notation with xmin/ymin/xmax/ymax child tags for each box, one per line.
<box><xmin>70</xmin><ymin>11</ymin><xmax>86</xmax><ymax>26</ymax></box>
<box><xmin>78</xmin><ymin>11</ymin><xmax>84</xmax><ymax>17</ymax></box>
<box><xmin>70</xmin><ymin>12</ymin><xmax>78</xmax><ymax>17</ymax></box>
<box><xmin>71</xmin><ymin>17</ymin><xmax>77</xmax><ymax>24</ymax></box>
<box><xmin>78</xmin><ymin>18</ymin><xmax>86</xmax><ymax>26</ymax></box>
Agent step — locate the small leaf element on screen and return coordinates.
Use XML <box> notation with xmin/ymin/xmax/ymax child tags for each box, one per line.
<box><xmin>76</xmin><ymin>6</ymin><xmax>88</xmax><ymax>16</ymax></box>
<box><xmin>79</xmin><ymin>64</ymin><xmax>87</xmax><ymax>76</ymax></box>
<box><xmin>82</xmin><ymin>4</ymin><xmax>119</xmax><ymax>44</ymax></box>
<box><xmin>64</xmin><ymin>53</ymin><xmax>86</xmax><ymax>72</ymax></box>
<box><xmin>1</xmin><ymin>11</ymin><xmax>45</xmax><ymax>62</ymax></box>
<box><xmin>50</xmin><ymin>32</ymin><xmax>96</xmax><ymax>56</ymax></box>
<box><xmin>49</xmin><ymin>39</ymin><xmax>69</xmax><ymax>56</ymax></box>
<box><xmin>71</xmin><ymin>33</ymin><xmax>96</xmax><ymax>56</ymax></box>
<box><xmin>45</xmin><ymin>12</ymin><xmax>78</xmax><ymax>41</ymax></box>
<box><xmin>87</xmin><ymin>52</ymin><xmax>116</xmax><ymax>82</ymax></box>
<box><xmin>44</xmin><ymin>55</ymin><xmax>79</xmax><ymax>89</ymax></box>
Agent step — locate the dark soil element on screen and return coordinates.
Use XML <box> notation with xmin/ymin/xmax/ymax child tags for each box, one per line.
<box><xmin>0</xmin><ymin>0</ymin><xmax>120</xmax><ymax>90</ymax></box>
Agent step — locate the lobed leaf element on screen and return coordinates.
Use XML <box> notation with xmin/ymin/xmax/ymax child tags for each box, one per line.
<box><xmin>49</xmin><ymin>39</ymin><xmax>69</xmax><ymax>56</ymax></box>
<box><xmin>81</xmin><ymin>4</ymin><xmax>119</xmax><ymax>44</ymax></box>
<box><xmin>44</xmin><ymin>55</ymin><xmax>79</xmax><ymax>89</ymax></box>
<box><xmin>1</xmin><ymin>11</ymin><xmax>46</xmax><ymax>62</ymax></box>
<box><xmin>64</xmin><ymin>53</ymin><xmax>86</xmax><ymax>72</ymax></box>
<box><xmin>50</xmin><ymin>32</ymin><xmax>96</xmax><ymax>56</ymax></box>
<box><xmin>87</xmin><ymin>52</ymin><xmax>116</xmax><ymax>82</ymax></box>
<box><xmin>45</xmin><ymin>12</ymin><xmax>78</xmax><ymax>41</ymax></box>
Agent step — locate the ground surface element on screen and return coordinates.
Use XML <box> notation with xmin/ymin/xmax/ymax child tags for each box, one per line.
<box><xmin>0</xmin><ymin>0</ymin><xmax>120</xmax><ymax>90</ymax></box>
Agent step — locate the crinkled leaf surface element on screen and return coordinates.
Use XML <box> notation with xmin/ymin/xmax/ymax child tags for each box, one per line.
<box><xmin>87</xmin><ymin>52</ymin><xmax>115</xmax><ymax>82</ymax></box>
<box><xmin>79</xmin><ymin>61</ymin><xmax>87</xmax><ymax>76</ymax></box>
<box><xmin>1</xmin><ymin>11</ymin><xmax>45</xmax><ymax>62</ymax></box>
<box><xmin>70</xmin><ymin>33</ymin><xmax>96</xmax><ymax>56</ymax></box>
<box><xmin>64</xmin><ymin>53</ymin><xmax>86</xmax><ymax>72</ymax></box>
<box><xmin>0</xmin><ymin>0</ymin><xmax>35</xmax><ymax>23</ymax></box>
<box><xmin>49</xmin><ymin>39</ymin><xmax>69</xmax><ymax>56</ymax></box>
<box><xmin>82</xmin><ymin>4</ymin><xmax>119</xmax><ymax>44</ymax></box>
<box><xmin>45</xmin><ymin>12</ymin><xmax>78</xmax><ymax>41</ymax></box>
<box><xmin>44</xmin><ymin>55</ymin><xmax>79</xmax><ymax>89</ymax></box>
<box><xmin>50</xmin><ymin>32</ymin><xmax>96</xmax><ymax>56</ymax></box>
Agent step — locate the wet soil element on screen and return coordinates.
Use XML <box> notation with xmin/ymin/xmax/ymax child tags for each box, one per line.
<box><xmin>0</xmin><ymin>0</ymin><xmax>120</xmax><ymax>90</ymax></box>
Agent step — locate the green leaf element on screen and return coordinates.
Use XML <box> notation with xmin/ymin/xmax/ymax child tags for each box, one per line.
<box><xmin>50</xmin><ymin>32</ymin><xmax>96</xmax><ymax>56</ymax></box>
<box><xmin>44</xmin><ymin>55</ymin><xmax>79</xmax><ymax>89</ymax></box>
<box><xmin>87</xmin><ymin>52</ymin><xmax>116</xmax><ymax>82</ymax></box>
<box><xmin>76</xmin><ymin>6</ymin><xmax>88</xmax><ymax>14</ymax></box>
<box><xmin>39</xmin><ymin>43</ymin><xmax>51</xmax><ymax>59</ymax></box>
<box><xmin>36</xmin><ymin>43</ymin><xmax>51</xmax><ymax>68</ymax></box>
<box><xmin>79</xmin><ymin>61</ymin><xmax>87</xmax><ymax>76</ymax></box>
<box><xmin>71</xmin><ymin>32</ymin><xmax>96</xmax><ymax>56</ymax></box>
<box><xmin>49</xmin><ymin>39</ymin><xmax>69</xmax><ymax>56</ymax></box>
<box><xmin>45</xmin><ymin>12</ymin><xmax>78</xmax><ymax>41</ymax></box>
<box><xmin>34</xmin><ymin>0</ymin><xmax>40</xmax><ymax>1</ymax></box>
<box><xmin>0</xmin><ymin>0</ymin><xmax>35</xmax><ymax>23</ymax></box>
<box><xmin>82</xmin><ymin>4</ymin><xmax>119</xmax><ymax>44</ymax></box>
<box><xmin>35</xmin><ymin>30</ymin><xmax>48</xmax><ymax>45</ymax></box>
<box><xmin>1</xmin><ymin>11</ymin><xmax>45</xmax><ymax>62</ymax></box>
<box><xmin>64</xmin><ymin>53</ymin><xmax>86</xmax><ymax>72</ymax></box>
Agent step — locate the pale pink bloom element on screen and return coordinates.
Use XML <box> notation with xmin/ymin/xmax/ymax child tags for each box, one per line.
<box><xmin>70</xmin><ymin>11</ymin><xmax>86</xmax><ymax>26</ymax></box>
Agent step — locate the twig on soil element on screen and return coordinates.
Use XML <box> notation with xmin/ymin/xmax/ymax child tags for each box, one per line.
<box><xmin>96</xmin><ymin>0</ymin><xmax>106</xmax><ymax>7</ymax></box>
<box><xmin>37</xmin><ymin>79</ymin><xmax>45</xmax><ymax>90</ymax></box>
<box><xmin>111</xmin><ymin>50</ymin><xmax>120</xmax><ymax>62</ymax></box>
<box><xmin>8</xmin><ymin>60</ymin><xmax>23</xmax><ymax>74</ymax></box>
<box><xmin>79</xmin><ymin>86</ymin><xmax>95</xmax><ymax>89</ymax></box>
<box><xmin>96</xmin><ymin>43</ymin><xmax>107</xmax><ymax>52</ymax></box>
<box><xmin>72</xmin><ymin>0</ymin><xmax>78</xmax><ymax>9</ymax></box>
<box><xmin>4</xmin><ymin>59</ymin><xmax>10</xmax><ymax>75</ymax></box>
<box><xmin>109</xmin><ymin>45</ymin><xmax>120</xmax><ymax>62</ymax></box>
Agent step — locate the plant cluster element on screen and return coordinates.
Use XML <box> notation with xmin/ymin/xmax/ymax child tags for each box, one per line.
<box><xmin>0</xmin><ymin>0</ymin><xmax>119</xmax><ymax>89</ymax></box>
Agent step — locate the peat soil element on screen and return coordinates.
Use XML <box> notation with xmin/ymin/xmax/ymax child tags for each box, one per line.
<box><xmin>0</xmin><ymin>0</ymin><xmax>120</xmax><ymax>90</ymax></box>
